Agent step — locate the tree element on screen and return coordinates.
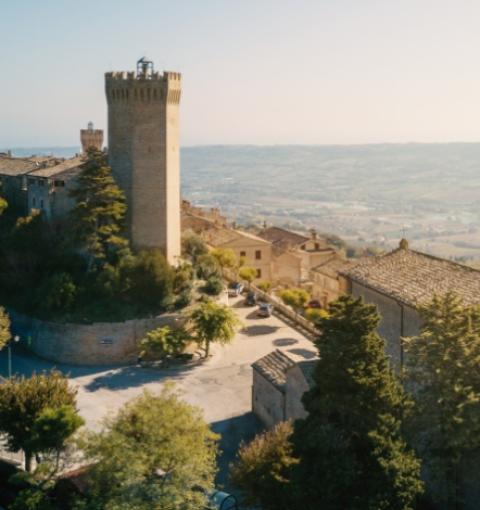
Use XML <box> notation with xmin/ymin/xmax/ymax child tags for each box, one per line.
<box><xmin>0</xmin><ymin>306</ymin><xmax>11</xmax><ymax>349</ymax></box>
<box><xmin>190</xmin><ymin>300</ymin><xmax>241</xmax><ymax>357</ymax></box>
<box><xmin>404</xmin><ymin>292</ymin><xmax>480</xmax><ymax>509</ymax></box>
<box><xmin>139</xmin><ymin>325</ymin><xmax>190</xmax><ymax>361</ymax></box>
<box><xmin>80</xmin><ymin>386</ymin><xmax>219</xmax><ymax>510</ymax></box>
<box><xmin>257</xmin><ymin>280</ymin><xmax>272</xmax><ymax>294</ymax></box>
<box><xmin>230</xmin><ymin>421</ymin><xmax>298</xmax><ymax>510</ymax></box>
<box><xmin>39</xmin><ymin>272</ymin><xmax>77</xmax><ymax>314</ymax></box>
<box><xmin>69</xmin><ymin>149</ymin><xmax>128</xmax><ymax>270</ymax></box>
<box><xmin>181</xmin><ymin>231</ymin><xmax>208</xmax><ymax>265</ymax></box>
<box><xmin>210</xmin><ymin>247</ymin><xmax>237</xmax><ymax>271</ymax></box>
<box><xmin>277</xmin><ymin>288</ymin><xmax>310</xmax><ymax>313</ymax></box>
<box><xmin>305</xmin><ymin>307</ymin><xmax>329</xmax><ymax>324</ymax></box>
<box><xmin>291</xmin><ymin>295</ymin><xmax>423</xmax><ymax>510</ymax></box>
<box><xmin>195</xmin><ymin>253</ymin><xmax>221</xmax><ymax>280</ymax></box>
<box><xmin>202</xmin><ymin>275</ymin><xmax>224</xmax><ymax>296</ymax></box>
<box><xmin>0</xmin><ymin>196</ymin><xmax>7</xmax><ymax>217</ymax></box>
<box><xmin>238</xmin><ymin>266</ymin><xmax>257</xmax><ymax>284</ymax></box>
<box><xmin>0</xmin><ymin>371</ymin><xmax>80</xmax><ymax>471</ymax></box>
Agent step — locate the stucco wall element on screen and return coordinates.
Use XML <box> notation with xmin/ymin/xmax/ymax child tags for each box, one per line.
<box><xmin>9</xmin><ymin>310</ymin><xmax>183</xmax><ymax>366</ymax></box>
<box><xmin>252</xmin><ymin>370</ymin><xmax>285</xmax><ymax>428</ymax></box>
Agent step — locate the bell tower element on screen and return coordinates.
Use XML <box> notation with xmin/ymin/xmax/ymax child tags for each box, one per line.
<box><xmin>105</xmin><ymin>57</ymin><xmax>181</xmax><ymax>265</ymax></box>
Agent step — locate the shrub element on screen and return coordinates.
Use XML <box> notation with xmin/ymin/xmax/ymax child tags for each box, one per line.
<box><xmin>140</xmin><ymin>326</ymin><xmax>190</xmax><ymax>361</ymax></box>
<box><xmin>203</xmin><ymin>276</ymin><xmax>224</xmax><ymax>296</ymax></box>
<box><xmin>239</xmin><ymin>266</ymin><xmax>257</xmax><ymax>283</ymax></box>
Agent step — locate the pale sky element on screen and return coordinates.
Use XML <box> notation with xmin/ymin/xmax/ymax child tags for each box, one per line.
<box><xmin>2</xmin><ymin>0</ymin><xmax>480</xmax><ymax>147</ymax></box>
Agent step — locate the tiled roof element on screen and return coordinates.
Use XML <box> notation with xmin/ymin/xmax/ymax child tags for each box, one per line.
<box><xmin>29</xmin><ymin>156</ymin><xmax>84</xmax><ymax>178</ymax></box>
<box><xmin>342</xmin><ymin>243</ymin><xmax>480</xmax><ymax>307</ymax></box>
<box><xmin>252</xmin><ymin>350</ymin><xmax>295</xmax><ymax>392</ymax></box>
<box><xmin>258</xmin><ymin>226</ymin><xmax>309</xmax><ymax>250</ymax></box>
<box><xmin>0</xmin><ymin>157</ymin><xmax>38</xmax><ymax>176</ymax></box>
<box><xmin>312</xmin><ymin>255</ymin><xmax>355</xmax><ymax>278</ymax></box>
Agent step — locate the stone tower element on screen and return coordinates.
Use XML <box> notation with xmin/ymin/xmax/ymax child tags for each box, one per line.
<box><xmin>80</xmin><ymin>122</ymin><xmax>104</xmax><ymax>152</ymax></box>
<box><xmin>104</xmin><ymin>58</ymin><xmax>181</xmax><ymax>265</ymax></box>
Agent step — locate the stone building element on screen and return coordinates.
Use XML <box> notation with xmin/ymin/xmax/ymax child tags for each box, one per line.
<box><xmin>340</xmin><ymin>239</ymin><xmax>480</xmax><ymax>370</ymax></box>
<box><xmin>26</xmin><ymin>157</ymin><xmax>84</xmax><ymax>220</ymax></box>
<box><xmin>310</xmin><ymin>255</ymin><xmax>353</xmax><ymax>307</ymax></box>
<box><xmin>80</xmin><ymin>122</ymin><xmax>103</xmax><ymax>153</ymax></box>
<box><xmin>258</xmin><ymin>226</ymin><xmax>338</xmax><ymax>285</ymax></box>
<box><xmin>251</xmin><ymin>350</ymin><xmax>316</xmax><ymax>428</ymax></box>
<box><xmin>105</xmin><ymin>57</ymin><xmax>182</xmax><ymax>265</ymax></box>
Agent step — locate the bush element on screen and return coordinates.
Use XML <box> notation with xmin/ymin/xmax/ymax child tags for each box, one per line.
<box><xmin>305</xmin><ymin>307</ymin><xmax>329</xmax><ymax>324</ymax></box>
<box><xmin>203</xmin><ymin>276</ymin><xmax>224</xmax><ymax>296</ymax></box>
<box><xmin>196</xmin><ymin>253</ymin><xmax>221</xmax><ymax>280</ymax></box>
<box><xmin>257</xmin><ymin>280</ymin><xmax>272</xmax><ymax>293</ymax></box>
<box><xmin>277</xmin><ymin>288</ymin><xmax>310</xmax><ymax>312</ymax></box>
<box><xmin>140</xmin><ymin>326</ymin><xmax>190</xmax><ymax>361</ymax></box>
<box><xmin>239</xmin><ymin>266</ymin><xmax>257</xmax><ymax>283</ymax></box>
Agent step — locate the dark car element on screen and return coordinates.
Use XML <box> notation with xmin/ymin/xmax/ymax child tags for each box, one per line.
<box><xmin>257</xmin><ymin>302</ymin><xmax>273</xmax><ymax>318</ymax></box>
<box><xmin>228</xmin><ymin>282</ymin><xmax>244</xmax><ymax>297</ymax></box>
<box><xmin>245</xmin><ymin>291</ymin><xmax>257</xmax><ymax>306</ymax></box>
<box><xmin>307</xmin><ymin>299</ymin><xmax>322</xmax><ymax>309</ymax></box>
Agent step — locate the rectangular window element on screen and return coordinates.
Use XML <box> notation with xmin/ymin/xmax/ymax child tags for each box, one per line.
<box><xmin>54</xmin><ymin>180</ymin><xmax>65</xmax><ymax>187</ymax></box>
<box><xmin>256</xmin><ymin>269</ymin><xmax>262</xmax><ymax>278</ymax></box>
<box><xmin>255</xmin><ymin>250</ymin><xmax>262</xmax><ymax>260</ymax></box>
<box><xmin>28</xmin><ymin>178</ymin><xmax>35</xmax><ymax>185</ymax></box>
<box><xmin>32</xmin><ymin>197</ymin><xmax>36</xmax><ymax>207</ymax></box>
<box><xmin>38</xmin><ymin>180</ymin><xmax>45</xmax><ymax>187</ymax></box>
<box><xmin>240</xmin><ymin>251</ymin><xmax>246</xmax><ymax>258</ymax></box>
<box><xmin>40</xmin><ymin>199</ymin><xmax>44</xmax><ymax>209</ymax></box>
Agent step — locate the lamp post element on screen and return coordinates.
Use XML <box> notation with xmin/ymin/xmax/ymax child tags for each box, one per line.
<box><xmin>7</xmin><ymin>335</ymin><xmax>19</xmax><ymax>378</ymax></box>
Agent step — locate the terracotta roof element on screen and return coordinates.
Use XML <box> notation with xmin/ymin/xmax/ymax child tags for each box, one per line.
<box><xmin>258</xmin><ymin>226</ymin><xmax>309</xmax><ymax>251</ymax></box>
<box><xmin>203</xmin><ymin>225</ymin><xmax>270</xmax><ymax>247</ymax></box>
<box><xmin>312</xmin><ymin>255</ymin><xmax>355</xmax><ymax>278</ymax></box>
<box><xmin>252</xmin><ymin>350</ymin><xmax>295</xmax><ymax>392</ymax></box>
<box><xmin>342</xmin><ymin>243</ymin><xmax>480</xmax><ymax>307</ymax></box>
<box><xmin>29</xmin><ymin>156</ymin><xmax>84</xmax><ymax>178</ymax></box>
<box><xmin>0</xmin><ymin>157</ymin><xmax>38</xmax><ymax>176</ymax></box>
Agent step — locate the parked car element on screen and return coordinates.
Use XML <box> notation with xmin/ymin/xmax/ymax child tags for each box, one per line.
<box><xmin>228</xmin><ymin>282</ymin><xmax>244</xmax><ymax>297</ymax></box>
<box><xmin>245</xmin><ymin>291</ymin><xmax>258</xmax><ymax>306</ymax></box>
<box><xmin>307</xmin><ymin>299</ymin><xmax>322</xmax><ymax>309</ymax></box>
<box><xmin>257</xmin><ymin>302</ymin><xmax>273</xmax><ymax>318</ymax></box>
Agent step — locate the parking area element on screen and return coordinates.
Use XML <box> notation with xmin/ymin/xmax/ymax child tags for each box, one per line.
<box><xmin>0</xmin><ymin>294</ymin><xmax>317</xmax><ymax>485</ymax></box>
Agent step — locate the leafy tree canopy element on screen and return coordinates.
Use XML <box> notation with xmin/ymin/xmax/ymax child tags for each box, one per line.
<box><xmin>291</xmin><ymin>295</ymin><xmax>423</xmax><ymax>510</ymax></box>
<box><xmin>0</xmin><ymin>306</ymin><xmax>11</xmax><ymax>349</ymax></box>
<box><xmin>277</xmin><ymin>288</ymin><xmax>310</xmax><ymax>312</ymax></box>
<box><xmin>238</xmin><ymin>266</ymin><xmax>257</xmax><ymax>283</ymax></box>
<box><xmin>80</xmin><ymin>386</ymin><xmax>219</xmax><ymax>510</ymax></box>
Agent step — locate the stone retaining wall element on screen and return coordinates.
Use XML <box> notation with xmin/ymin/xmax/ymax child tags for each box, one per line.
<box><xmin>9</xmin><ymin>310</ymin><xmax>184</xmax><ymax>366</ymax></box>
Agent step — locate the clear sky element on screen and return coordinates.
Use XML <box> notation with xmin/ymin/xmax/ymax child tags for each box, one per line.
<box><xmin>2</xmin><ymin>0</ymin><xmax>480</xmax><ymax>147</ymax></box>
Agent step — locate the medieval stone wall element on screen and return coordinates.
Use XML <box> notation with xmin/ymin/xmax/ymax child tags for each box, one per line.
<box><xmin>9</xmin><ymin>310</ymin><xmax>183</xmax><ymax>366</ymax></box>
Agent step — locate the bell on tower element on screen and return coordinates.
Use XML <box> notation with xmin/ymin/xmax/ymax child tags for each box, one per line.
<box><xmin>137</xmin><ymin>57</ymin><xmax>154</xmax><ymax>79</ymax></box>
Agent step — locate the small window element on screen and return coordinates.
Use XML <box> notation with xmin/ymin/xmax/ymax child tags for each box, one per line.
<box><xmin>28</xmin><ymin>178</ymin><xmax>35</xmax><ymax>185</ymax></box>
<box><xmin>315</xmin><ymin>243</ymin><xmax>320</xmax><ymax>250</ymax></box>
<box><xmin>240</xmin><ymin>251</ymin><xmax>246</xmax><ymax>258</ymax></box>
<box><xmin>255</xmin><ymin>250</ymin><xmax>262</xmax><ymax>260</ymax></box>
<box><xmin>256</xmin><ymin>269</ymin><xmax>262</xmax><ymax>278</ymax></box>
<box><xmin>40</xmin><ymin>199</ymin><xmax>44</xmax><ymax>209</ymax></box>
<box><xmin>38</xmin><ymin>180</ymin><xmax>45</xmax><ymax>187</ymax></box>
<box><xmin>54</xmin><ymin>180</ymin><xmax>65</xmax><ymax>187</ymax></box>
<box><xmin>301</xmin><ymin>244</ymin><xmax>306</xmax><ymax>250</ymax></box>
<box><xmin>32</xmin><ymin>197</ymin><xmax>36</xmax><ymax>207</ymax></box>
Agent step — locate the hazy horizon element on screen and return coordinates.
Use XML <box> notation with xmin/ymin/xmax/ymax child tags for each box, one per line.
<box><xmin>2</xmin><ymin>1</ymin><xmax>480</xmax><ymax>147</ymax></box>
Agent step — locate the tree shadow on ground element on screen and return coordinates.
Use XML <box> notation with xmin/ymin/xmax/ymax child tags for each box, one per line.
<box><xmin>288</xmin><ymin>347</ymin><xmax>317</xmax><ymax>359</ymax></box>
<box><xmin>273</xmin><ymin>337</ymin><xmax>298</xmax><ymax>347</ymax></box>
<box><xmin>83</xmin><ymin>361</ymin><xmax>202</xmax><ymax>392</ymax></box>
<box><xmin>241</xmin><ymin>325</ymin><xmax>280</xmax><ymax>336</ymax></box>
<box><xmin>211</xmin><ymin>412</ymin><xmax>261</xmax><ymax>491</ymax></box>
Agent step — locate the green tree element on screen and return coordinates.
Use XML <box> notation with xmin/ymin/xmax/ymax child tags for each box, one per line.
<box><xmin>304</xmin><ymin>307</ymin><xmax>329</xmax><ymax>324</ymax></box>
<box><xmin>190</xmin><ymin>300</ymin><xmax>241</xmax><ymax>357</ymax></box>
<box><xmin>80</xmin><ymin>387</ymin><xmax>219</xmax><ymax>510</ymax></box>
<box><xmin>291</xmin><ymin>295</ymin><xmax>423</xmax><ymax>510</ymax></box>
<box><xmin>404</xmin><ymin>292</ymin><xmax>480</xmax><ymax>509</ymax></box>
<box><xmin>181</xmin><ymin>231</ymin><xmax>208</xmax><ymax>265</ymax></box>
<box><xmin>0</xmin><ymin>196</ymin><xmax>7</xmax><ymax>217</ymax></box>
<box><xmin>139</xmin><ymin>325</ymin><xmax>190</xmax><ymax>361</ymax></box>
<box><xmin>230</xmin><ymin>421</ymin><xmax>298</xmax><ymax>510</ymax></box>
<box><xmin>0</xmin><ymin>306</ymin><xmax>11</xmax><ymax>349</ymax></box>
<box><xmin>210</xmin><ymin>247</ymin><xmax>237</xmax><ymax>271</ymax></box>
<box><xmin>39</xmin><ymin>272</ymin><xmax>77</xmax><ymax>315</ymax></box>
<box><xmin>277</xmin><ymin>288</ymin><xmax>310</xmax><ymax>313</ymax></box>
<box><xmin>0</xmin><ymin>371</ymin><xmax>80</xmax><ymax>471</ymax></box>
<box><xmin>257</xmin><ymin>280</ymin><xmax>272</xmax><ymax>294</ymax></box>
<box><xmin>238</xmin><ymin>266</ymin><xmax>257</xmax><ymax>284</ymax></box>
<box><xmin>195</xmin><ymin>253</ymin><xmax>221</xmax><ymax>280</ymax></box>
<box><xmin>202</xmin><ymin>275</ymin><xmax>224</xmax><ymax>296</ymax></box>
<box><xmin>69</xmin><ymin>149</ymin><xmax>128</xmax><ymax>270</ymax></box>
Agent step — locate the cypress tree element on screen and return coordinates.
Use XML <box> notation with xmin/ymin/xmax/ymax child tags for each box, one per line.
<box><xmin>291</xmin><ymin>295</ymin><xmax>423</xmax><ymax>510</ymax></box>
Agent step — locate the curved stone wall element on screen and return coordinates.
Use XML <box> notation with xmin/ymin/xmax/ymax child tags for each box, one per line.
<box><xmin>9</xmin><ymin>310</ymin><xmax>183</xmax><ymax>366</ymax></box>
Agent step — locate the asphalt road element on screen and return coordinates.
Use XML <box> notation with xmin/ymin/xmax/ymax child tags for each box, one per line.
<box><xmin>0</xmin><ymin>295</ymin><xmax>317</xmax><ymax>487</ymax></box>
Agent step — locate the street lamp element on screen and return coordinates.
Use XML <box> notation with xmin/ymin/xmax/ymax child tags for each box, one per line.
<box><xmin>7</xmin><ymin>335</ymin><xmax>19</xmax><ymax>379</ymax></box>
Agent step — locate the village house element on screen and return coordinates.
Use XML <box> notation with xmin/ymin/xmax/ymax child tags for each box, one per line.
<box><xmin>258</xmin><ymin>226</ymin><xmax>339</xmax><ymax>285</ymax></box>
<box><xmin>309</xmin><ymin>255</ymin><xmax>353</xmax><ymax>307</ymax></box>
<box><xmin>251</xmin><ymin>349</ymin><xmax>316</xmax><ymax>428</ymax></box>
<box><xmin>340</xmin><ymin>238</ymin><xmax>480</xmax><ymax>371</ymax></box>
